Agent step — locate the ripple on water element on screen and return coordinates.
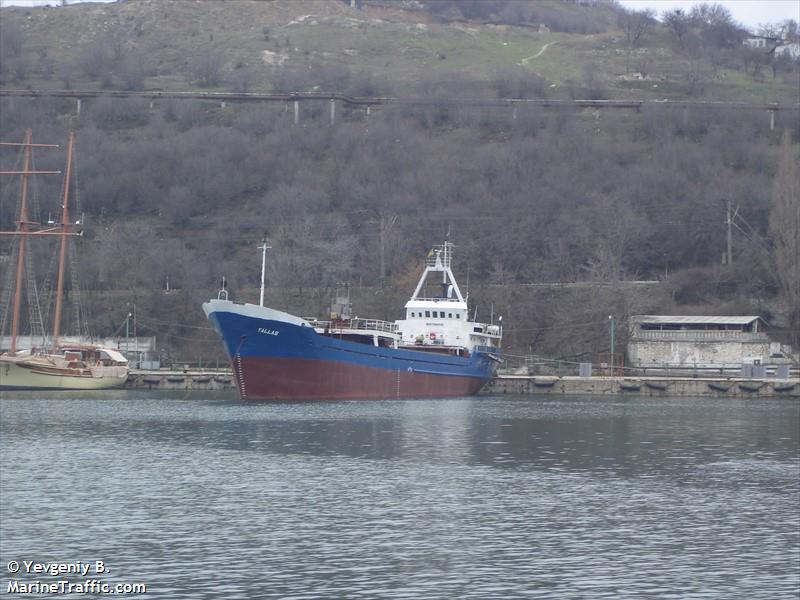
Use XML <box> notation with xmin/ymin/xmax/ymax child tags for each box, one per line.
<box><xmin>0</xmin><ymin>394</ymin><xmax>798</xmax><ymax>599</ymax></box>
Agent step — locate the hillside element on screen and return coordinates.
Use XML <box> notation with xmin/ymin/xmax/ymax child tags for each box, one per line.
<box><xmin>0</xmin><ymin>0</ymin><xmax>798</xmax><ymax>365</ymax></box>
<box><xmin>1</xmin><ymin>0</ymin><xmax>798</xmax><ymax>101</ymax></box>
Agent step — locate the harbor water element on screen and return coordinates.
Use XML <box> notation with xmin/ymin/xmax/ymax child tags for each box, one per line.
<box><xmin>1</xmin><ymin>393</ymin><xmax>798</xmax><ymax>599</ymax></box>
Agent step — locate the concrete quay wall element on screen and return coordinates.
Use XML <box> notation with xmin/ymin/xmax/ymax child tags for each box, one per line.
<box><xmin>126</xmin><ymin>370</ymin><xmax>236</xmax><ymax>391</ymax></box>
<box><xmin>483</xmin><ymin>375</ymin><xmax>800</xmax><ymax>398</ymax></box>
<box><xmin>126</xmin><ymin>370</ymin><xmax>799</xmax><ymax>398</ymax></box>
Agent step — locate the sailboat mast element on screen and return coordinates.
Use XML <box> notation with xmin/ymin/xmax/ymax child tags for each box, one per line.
<box><xmin>51</xmin><ymin>131</ymin><xmax>75</xmax><ymax>348</ymax></box>
<box><xmin>9</xmin><ymin>129</ymin><xmax>33</xmax><ymax>355</ymax></box>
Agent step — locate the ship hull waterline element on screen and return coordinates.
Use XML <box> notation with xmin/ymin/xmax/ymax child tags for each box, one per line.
<box><xmin>232</xmin><ymin>355</ymin><xmax>488</xmax><ymax>401</ymax></box>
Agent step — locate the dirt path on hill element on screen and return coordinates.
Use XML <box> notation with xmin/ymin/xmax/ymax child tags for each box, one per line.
<box><xmin>520</xmin><ymin>41</ymin><xmax>557</xmax><ymax>65</ymax></box>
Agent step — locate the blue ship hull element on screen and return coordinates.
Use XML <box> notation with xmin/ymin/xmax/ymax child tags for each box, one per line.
<box><xmin>204</xmin><ymin>303</ymin><xmax>499</xmax><ymax>401</ymax></box>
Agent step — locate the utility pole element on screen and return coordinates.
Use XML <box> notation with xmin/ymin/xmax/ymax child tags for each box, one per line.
<box><xmin>609</xmin><ymin>314</ymin><xmax>616</xmax><ymax>371</ymax></box>
<box><xmin>125</xmin><ymin>312</ymin><xmax>131</xmax><ymax>355</ymax></box>
<box><xmin>726</xmin><ymin>199</ymin><xmax>734</xmax><ymax>266</ymax></box>
<box><xmin>378</xmin><ymin>213</ymin><xmax>397</xmax><ymax>284</ymax></box>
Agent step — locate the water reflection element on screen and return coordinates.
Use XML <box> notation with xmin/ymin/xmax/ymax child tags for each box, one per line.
<box><xmin>1</xmin><ymin>393</ymin><xmax>798</xmax><ymax>599</ymax></box>
<box><xmin>3</xmin><ymin>394</ymin><xmax>795</xmax><ymax>473</ymax></box>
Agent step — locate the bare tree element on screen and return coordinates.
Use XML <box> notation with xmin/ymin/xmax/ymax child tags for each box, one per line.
<box><xmin>0</xmin><ymin>19</ymin><xmax>23</xmax><ymax>58</ymax></box>
<box><xmin>768</xmin><ymin>131</ymin><xmax>800</xmax><ymax>344</ymax></box>
<box><xmin>689</xmin><ymin>2</ymin><xmax>741</xmax><ymax>50</ymax></box>
<box><xmin>78</xmin><ymin>38</ymin><xmax>117</xmax><ymax>85</ymax></box>
<box><xmin>191</xmin><ymin>49</ymin><xmax>224</xmax><ymax>87</ymax></box>
<box><xmin>689</xmin><ymin>2</ymin><xmax>734</xmax><ymax>28</ymax></box>
<box><xmin>117</xmin><ymin>54</ymin><xmax>148</xmax><ymax>90</ymax></box>
<box><xmin>618</xmin><ymin>8</ymin><xmax>655</xmax><ymax>73</ymax></box>
<box><xmin>756</xmin><ymin>23</ymin><xmax>783</xmax><ymax>39</ymax></box>
<box><xmin>683</xmin><ymin>58</ymin><xmax>711</xmax><ymax>96</ymax></box>
<box><xmin>663</xmin><ymin>8</ymin><xmax>690</xmax><ymax>50</ymax></box>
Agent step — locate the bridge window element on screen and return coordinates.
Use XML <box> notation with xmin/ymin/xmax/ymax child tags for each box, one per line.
<box><xmin>448</xmin><ymin>313</ymin><xmax>453</xmax><ymax>318</ymax></box>
<box><xmin>425</xmin><ymin>311</ymin><xmax>430</xmax><ymax>318</ymax></box>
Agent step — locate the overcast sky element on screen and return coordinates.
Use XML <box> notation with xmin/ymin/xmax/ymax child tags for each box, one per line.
<box><xmin>1</xmin><ymin>0</ymin><xmax>798</xmax><ymax>29</ymax></box>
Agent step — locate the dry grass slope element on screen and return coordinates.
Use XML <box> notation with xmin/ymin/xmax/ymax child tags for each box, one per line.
<box><xmin>0</xmin><ymin>0</ymin><xmax>797</xmax><ymax>102</ymax></box>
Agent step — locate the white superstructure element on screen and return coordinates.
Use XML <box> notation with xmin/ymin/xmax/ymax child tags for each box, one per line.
<box><xmin>394</xmin><ymin>242</ymin><xmax>501</xmax><ymax>354</ymax></box>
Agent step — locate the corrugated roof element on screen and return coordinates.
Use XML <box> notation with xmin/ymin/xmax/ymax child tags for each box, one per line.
<box><xmin>631</xmin><ymin>315</ymin><xmax>765</xmax><ymax>325</ymax></box>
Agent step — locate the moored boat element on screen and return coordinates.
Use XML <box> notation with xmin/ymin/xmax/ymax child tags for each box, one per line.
<box><xmin>203</xmin><ymin>242</ymin><xmax>502</xmax><ymax>401</ymax></box>
<box><xmin>0</xmin><ymin>346</ymin><xmax>128</xmax><ymax>390</ymax></box>
<box><xmin>0</xmin><ymin>130</ymin><xmax>128</xmax><ymax>391</ymax></box>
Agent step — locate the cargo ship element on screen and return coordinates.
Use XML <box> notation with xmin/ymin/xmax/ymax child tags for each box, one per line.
<box><xmin>203</xmin><ymin>242</ymin><xmax>502</xmax><ymax>400</ymax></box>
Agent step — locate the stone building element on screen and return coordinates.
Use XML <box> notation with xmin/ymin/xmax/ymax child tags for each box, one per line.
<box><xmin>626</xmin><ymin>316</ymin><xmax>790</xmax><ymax>373</ymax></box>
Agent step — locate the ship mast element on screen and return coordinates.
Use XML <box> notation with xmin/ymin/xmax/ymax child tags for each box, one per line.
<box><xmin>51</xmin><ymin>131</ymin><xmax>75</xmax><ymax>349</ymax></box>
<box><xmin>409</xmin><ymin>241</ymin><xmax>465</xmax><ymax>303</ymax></box>
<box><xmin>8</xmin><ymin>129</ymin><xmax>33</xmax><ymax>355</ymax></box>
<box><xmin>258</xmin><ymin>240</ymin><xmax>271</xmax><ymax>307</ymax></box>
<box><xmin>0</xmin><ymin>132</ymin><xmax>72</xmax><ymax>355</ymax></box>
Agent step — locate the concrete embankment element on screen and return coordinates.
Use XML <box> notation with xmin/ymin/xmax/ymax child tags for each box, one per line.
<box><xmin>483</xmin><ymin>375</ymin><xmax>800</xmax><ymax>398</ymax></box>
<box><xmin>126</xmin><ymin>370</ymin><xmax>237</xmax><ymax>391</ymax></box>
<box><xmin>126</xmin><ymin>370</ymin><xmax>798</xmax><ymax>398</ymax></box>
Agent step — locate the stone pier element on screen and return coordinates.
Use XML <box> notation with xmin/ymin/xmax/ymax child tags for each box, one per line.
<box><xmin>482</xmin><ymin>375</ymin><xmax>800</xmax><ymax>398</ymax></box>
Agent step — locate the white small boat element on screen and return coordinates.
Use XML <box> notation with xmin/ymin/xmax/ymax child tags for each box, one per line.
<box><xmin>0</xmin><ymin>346</ymin><xmax>128</xmax><ymax>390</ymax></box>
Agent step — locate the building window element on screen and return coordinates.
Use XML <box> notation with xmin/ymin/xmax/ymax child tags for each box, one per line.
<box><xmin>448</xmin><ymin>313</ymin><xmax>452</xmax><ymax>318</ymax></box>
<box><xmin>425</xmin><ymin>311</ymin><xmax>430</xmax><ymax>318</ymax></box>
<box><xmin>456</xmin><ymin>314</ymin><xmax>461</xmax><ymax>319</ymax></box>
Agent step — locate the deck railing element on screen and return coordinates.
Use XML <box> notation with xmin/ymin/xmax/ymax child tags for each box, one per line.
<box><xmin>351</xmin><ymin>319</ymin><xmax>398</xmax><ymax>334</ymax></box>
<box><xmin>310</xmin><ymin>318</ymin><xmax>398</xmax><ymax>334</ymax></box>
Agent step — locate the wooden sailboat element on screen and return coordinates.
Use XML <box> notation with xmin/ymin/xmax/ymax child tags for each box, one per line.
<box><xmin>0</xmin><ymin>130</ymin><xmax>128</xmax><ymax>390</ymax></box>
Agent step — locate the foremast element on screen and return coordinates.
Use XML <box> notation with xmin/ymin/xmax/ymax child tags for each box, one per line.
<box><xmin>8</xmin><ymin>130</ymin><xmax>33</xmax><ymax>354</ymax></box>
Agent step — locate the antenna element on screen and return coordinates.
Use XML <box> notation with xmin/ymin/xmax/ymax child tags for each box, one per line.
<box><xmin>465</xmin><ymin>262</ymin><xmax>470</xmax><ymax>305</ymax></box>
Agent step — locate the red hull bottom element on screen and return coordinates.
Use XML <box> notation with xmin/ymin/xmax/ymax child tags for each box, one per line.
<box><xmin>233</xmin><ymin>356</ymin><xmax>487</xmax><ymax>401</ymax></box>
